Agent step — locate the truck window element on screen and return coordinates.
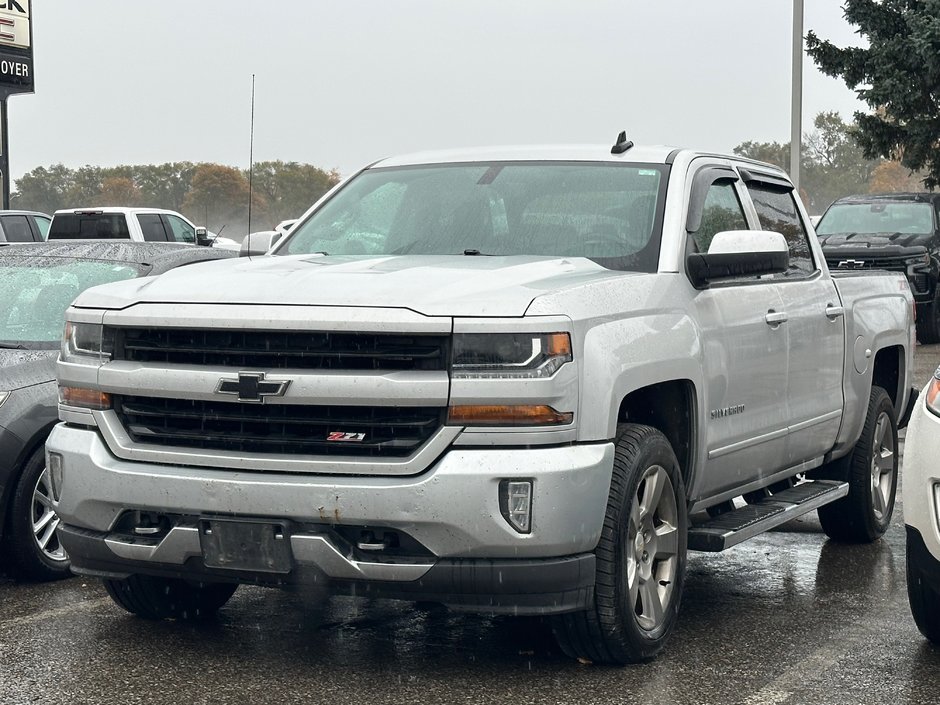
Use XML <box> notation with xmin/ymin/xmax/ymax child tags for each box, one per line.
<box><xmin>689</xmin><ymin>180</ymin><xmax>747</xmax><ymax>253</ymax></box>
<box><xmin>746</xmin><ymin>184</ymin><xmax>815</xmax><ymax>276</ymax></box>
<box><xmin>0</xmin><ymin>215</ymin><xmax>36</xmax><ymax>242</ymax></box>
<box><xmin>162</xmin><ymin>214</ymin><xmax>196</xmax><ymax>244</ymax></box>
<box><xmin>33</xmin><ymin>215</ymin><xmax>51</xmax><ymax>239</ymax></box>
<box><xmin>47</xmin><ymin>213</ymin><xmax>130</xmax><ymax>240</ymax></box>
<box><xmin>137</xmin><ymin>214</ymin><xmax>168</xmax><ymax>242</ymax></box>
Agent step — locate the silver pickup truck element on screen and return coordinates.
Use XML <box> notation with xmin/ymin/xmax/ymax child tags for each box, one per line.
<box><xmin>48</xmin><ymin>139</ymin><xmax>915</xmax><ymax>664</ymax></box>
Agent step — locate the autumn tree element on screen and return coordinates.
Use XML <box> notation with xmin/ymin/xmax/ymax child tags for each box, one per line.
<box><xmin>98</xmin><ymin>176</ymin><xmax>143</xmax><ymax>205</ymax></box>
<box><xmin>10</xmin><ymin>164</ymin><xmax>74</xmax><ymax>213</ymax></box>
<box><xmin>183</xmin><ymin>163</ymin><xmax>266</xmax><ymax>234</ymax></box>
<box><xmin>250</xmin><ymin>161</ymin><xmax>340</xmax><ymax>228</ymax></box>
<box><xmin>868</xmin><ymin>161</ymin><xmax>925</xmax><ymax>193</ymax></box>
<box><xmin>806</xmin><ymin>0</ymin><xmax>940</xmax><ymax>188</ymax></box>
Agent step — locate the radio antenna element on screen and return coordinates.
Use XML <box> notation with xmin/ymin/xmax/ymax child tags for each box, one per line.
<box><xmin>247</xmin><ymin>73</ymin><xmax>256</xmax><ymax>236</ymax></box>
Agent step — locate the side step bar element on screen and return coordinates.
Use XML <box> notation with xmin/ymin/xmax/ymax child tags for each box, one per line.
<box><xmin>688</xmin><ymin>480</ymin><xmax>849</xmax><ymax>552</ymax></box>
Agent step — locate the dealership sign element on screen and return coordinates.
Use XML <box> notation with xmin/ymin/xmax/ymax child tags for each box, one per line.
<box><xmin>0</xmin><ymin>0</ymin><xmax>31</xmax><ymax>97</ymax></box>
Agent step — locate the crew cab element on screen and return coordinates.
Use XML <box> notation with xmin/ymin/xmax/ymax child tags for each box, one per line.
<box><xmin>48</xmin><ymin>207</ymin><xmax>213</xmax><ymax>247</ymax></box>
<box><xmin>48</xmin><ymin>139</ymin><xmax>915</xmax><ymax>664</ymax></box>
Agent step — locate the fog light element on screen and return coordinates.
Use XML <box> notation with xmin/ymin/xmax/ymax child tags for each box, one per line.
<box><xmin>47</xmin><ymin>452</ymin><xmax>63</xmax><ymax>502</ymax></box>
<box><xmin>500</xmin><ymin>480</ymin><xmax>533</xmax><ymax>534</ymax></box>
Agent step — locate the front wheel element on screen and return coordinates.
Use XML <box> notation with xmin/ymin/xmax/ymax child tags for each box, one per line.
<box><xmin>103</xmin><ymin>574</ymin><xmax>237</xmax><ymax>620</ymax></box>
<box><xmin>7</xmin><ymin>446</ymin><xmax>71</xmax><ymax>581</ymax></box>
<box><xmin>817</xmin><ymin>386</ymin><xmax>897</xmax><ymax>543</ymax></box>
<box><xmin>552</xmin><ymin>424</ymin><xmax>687</xmax><ymax>664</ymax></box>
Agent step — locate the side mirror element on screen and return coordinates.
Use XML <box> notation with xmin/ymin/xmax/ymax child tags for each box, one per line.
<box><xmin>687</xmin><ymin>230</ymin><xmax>789</xmax><ymax>288</ymax></box>
<box><xmin>195</xmin><ymin>227</ymin><xmax>211</xmax><ymax>246</ymax></box>
<box><xmin>240</xmin><ymin>230</ymin><xmax>283</xmax><ymax>257</ymax></box>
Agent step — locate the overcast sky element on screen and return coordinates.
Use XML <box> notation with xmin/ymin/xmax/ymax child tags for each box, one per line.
<box><xmin>9</xmin><ymin>1</ymin><xmax>865</xmax><ymax>182</ymax></box>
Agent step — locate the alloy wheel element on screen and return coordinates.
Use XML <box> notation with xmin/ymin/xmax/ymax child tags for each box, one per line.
<box><xmin>31</xmin><ymin>467</ymin><xmax>67</xmax><ymax>563</ymax></box>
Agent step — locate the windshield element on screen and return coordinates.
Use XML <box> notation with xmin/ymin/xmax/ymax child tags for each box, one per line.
<box><xmin>817</xmin><ymin>202</ymin><xmax>935</xmax><ymax>236</ymax></box>
<box><xmin>0</xmin><ymin>257</ymin><xmax>141</xmax><ymax>349</ymax></box>
<box><xmin>281</xmin><ymin>162</ymin><xmax>668</xmax><ymax>271</ymax></box>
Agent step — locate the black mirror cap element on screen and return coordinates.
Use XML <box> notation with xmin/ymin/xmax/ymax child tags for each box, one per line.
<box><xmin>687</xmin><ymin>250</ymin><xmax>789</xmax><ymax>289</ymax></box>
<box><xmin>195</xmin><ymin>227</ymin><xmax>211</xmax><ymax>246</ymax></box>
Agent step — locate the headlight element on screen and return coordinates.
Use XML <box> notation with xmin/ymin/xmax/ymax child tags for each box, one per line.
<box><xmin>926</xmin><ymin>367</ymin><xmax>940</xmax><ymax>417</ymax></box>
<box><xmin>452</xmin><ymin>333</ymin><xmax>572</xmax><ymax>379</ymax></box>
<box><xmin>0</xmin><ymin>391</ymin><xmax>9</xmax><ymax>408</ymax></box>
<box><xmin>61</xmin><ymin>322</ymin><xmax>114</xmax><ymax>364</ymax></box>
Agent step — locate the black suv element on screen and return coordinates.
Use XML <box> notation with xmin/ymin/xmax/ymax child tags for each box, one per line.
<box><xmin>817</xmin><ymin>193</ymin><xmax>940</xmax><ymax>342</ymax></box>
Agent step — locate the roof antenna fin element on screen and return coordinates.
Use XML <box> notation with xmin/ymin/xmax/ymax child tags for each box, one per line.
<box><xmin>611</xmin><ymin>130</ymin><xmax>634</xmax><ymax>155</ymax></box>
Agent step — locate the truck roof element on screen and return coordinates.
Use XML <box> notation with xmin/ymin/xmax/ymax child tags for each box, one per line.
<box><xmin>373</xmin><ymin>144</ymin><xmax>683</xmax><ymax>168</ymax></box>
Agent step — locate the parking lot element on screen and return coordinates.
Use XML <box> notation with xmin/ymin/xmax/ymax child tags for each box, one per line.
<box><xmin>0</xmin><ymin>346</ymin><xmax>937</xmax><ymax>705</ymax></box>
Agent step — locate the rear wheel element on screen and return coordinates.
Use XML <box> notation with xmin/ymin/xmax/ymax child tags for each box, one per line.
<box><xmin>103</xmin><ymin>574</ymin><xmax>237</xmax><ymax>620</ymax></box>
<box><xmin>817</xmin><ymin>386</ymin><xmax>897</xmax><ymax>543</ymax></box>
<box><xmin>552</xmin><ymin>424</ymin><xmax>687</xmax><ymax>664</ymax></box>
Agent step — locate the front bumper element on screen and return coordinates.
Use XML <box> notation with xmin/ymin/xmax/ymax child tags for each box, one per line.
<box><xmin>48</xmin><ymin>423</ymin><xmax>614</xmax><ymax>614</ymax></box>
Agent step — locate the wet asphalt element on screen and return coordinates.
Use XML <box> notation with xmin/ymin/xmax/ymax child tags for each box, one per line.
<box><xmin>2</xmin><ymin>348</ymin><xmax>940</xmax><ymax>705</ymax></box>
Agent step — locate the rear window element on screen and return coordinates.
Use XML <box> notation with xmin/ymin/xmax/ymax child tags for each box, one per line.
<box><xmin>48</xmin><ymin>213</ymin><xmax>130</xmax><ymax>240</ymax></box>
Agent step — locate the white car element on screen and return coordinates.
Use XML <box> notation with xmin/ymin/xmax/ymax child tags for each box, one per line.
<box><xmin>902</xmin><ymin>370</ymin><xmax>940</xmax><ymax>642</ymax></box>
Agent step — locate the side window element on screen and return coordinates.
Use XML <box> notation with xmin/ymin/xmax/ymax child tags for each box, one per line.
<box><xmin>137</xmin><ymin>214</ymin><xmax>168</xmax><ymax>242</ymax></box>
<box><xmin>0</xmin><ymin>215</ymin><xmax>36</xmax><ymax>242</ymax></box>
<box><xmin>163</xmin><ymin>214</ymin><xmax>196</xmax><ymax>244</ymax></box>
<box><xmin>689</xmin><ymin>180</ymin><xmax>747</xmax><ymax>253</ymax></box>
<box><xmin>33</xmin><ymin>215</ymin><xmax>51</xmax><ymax>239</ymax></box>
<box><xmin>746</xmin><ymin>184</ymin><xmax>815</xmax><ymax>276</ymax></box>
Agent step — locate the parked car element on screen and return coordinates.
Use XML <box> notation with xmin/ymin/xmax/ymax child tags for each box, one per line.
<box><xmin>902</xmin><ymin>368</ymin><xmax>940</xmax><ymax>643</ymax></box>
<box><xmin>50</xmin><ymin>140</ymin><xmax>915</xmax><ymax>663</ymax></box>
<box><xmin>0</xmin><ymin>241</ymin><xmax>236</xmax><ymax>580</ymax></box>
<box><xmin>0</xmin><ymin>210</ymin><xmax>51</xmax><ymax>243</ymax></box>
<box><xmin>816</xmin><ymin>193</ymin><xmax>940</xmax><ymax>342</ymax></box>
<box><xmin>47</xmin><ymin>207</ymin><xmax>216</xmax><ymax>248</ymax></box>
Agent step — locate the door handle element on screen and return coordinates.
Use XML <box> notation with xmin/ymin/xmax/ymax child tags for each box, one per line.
<box><xmin>825</xmin><ymin>304</ymin><xmax>845</xmax><ymax>320</ymax></box>
<box><xmin>765</xmin><ymin>310</ymin><xmax>788</xmax><ymax>326</ymax></box>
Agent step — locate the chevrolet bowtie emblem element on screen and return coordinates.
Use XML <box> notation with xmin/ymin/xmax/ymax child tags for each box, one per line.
<box><xmin>216</xmin><ymin>372</ymin><xmax>291</xmax><ymax>403</ymax></box>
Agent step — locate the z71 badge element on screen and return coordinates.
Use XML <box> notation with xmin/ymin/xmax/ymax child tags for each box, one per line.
<box><xmin>327</xmin><ymin>432</ymin><xmax>366</xmax><ymax>442</ymax></box>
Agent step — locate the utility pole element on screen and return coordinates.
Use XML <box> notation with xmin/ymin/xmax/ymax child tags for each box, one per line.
<box><xmin>790</xmin><ymin>0</ymin><xmax>804</xmax><ymax>191</ymax></box>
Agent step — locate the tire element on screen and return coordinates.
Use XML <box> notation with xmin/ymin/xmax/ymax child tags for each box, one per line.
<box><xmin>907</xmin><ymin>539</ymin><xmax>940</xmax><ymax>644</ymax></box>
<box><xmin>103</xmin><ymin>574</ymin><xmax>238</xmax><ymax>620</ymax></box>
<box><xmin>916</xmin><ymin>297</ymin><xmax>940</xmax><ymax>345</ymax></box>
<box><xmin>817</xmin><ymin>386</ymin><xmax>897</xmax><ymax>543</ymax></box>
<box><xmin>552</xmin><ymin>424</ymin><xmax>687</xmax><ymax>664</ymax></box>
<box><xmin>7</xmin><ymin>446</ymin><xmax>71</xmax><ymax>581</ymax></box>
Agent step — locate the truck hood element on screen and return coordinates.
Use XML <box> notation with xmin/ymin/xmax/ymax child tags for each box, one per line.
<box><xmin>818</xmin><ymin>232</ymin><xmax>932</xmax><ymax>249</ymax></box>
<box><xmin>0</xmin><ymin>349</ymin><xmax>57</xmax><ymax>391</ymax></box>
<box><xmin>73</xmin><ymin>254</ymin><xmax>629</xmax><ymax>317</ymax></box>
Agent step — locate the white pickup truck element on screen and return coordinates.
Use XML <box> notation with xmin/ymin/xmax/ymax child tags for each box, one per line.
<box><xmin>48</xmin><ymin>139</ymin><xmax>916</xmax><ymax>664</ymax></box>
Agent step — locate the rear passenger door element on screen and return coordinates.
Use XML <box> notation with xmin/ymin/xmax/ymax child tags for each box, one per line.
<box><xmin>137</xmin><ymin>213</ymin><xmax>169</xmax><ymax>242</ymax></box>
<box><xmin>741</xmin><ymin>170</ymin><xmax>844</xmax><ymax>466</ymax></box>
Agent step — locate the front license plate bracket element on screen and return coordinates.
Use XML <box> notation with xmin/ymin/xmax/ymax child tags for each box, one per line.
<box><xmin>199</xmin><ymin>519</ymin><xmax>292</xmax><ymax>574</ymax></box>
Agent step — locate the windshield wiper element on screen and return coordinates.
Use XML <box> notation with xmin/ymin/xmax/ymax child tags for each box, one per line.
<box><xmin>0</xmin><ymin>342</ymin><xmax>26</xmax><ymax>349</ymax></box>
<box><xmin>463</xmin><ymin>249</ymin><xmax>492</xmax><ymax>256</ymax></box>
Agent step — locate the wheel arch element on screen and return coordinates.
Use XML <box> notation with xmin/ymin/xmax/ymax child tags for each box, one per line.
<box><xmin>616</xmin><ymin>379</ymin><xmax>697</xmax><ymax>494</ymax></box>
<box><xmin>871</xmin><ymin>344</ymin><xmax>904</xmax><ymax>411</ymax></box>
<box><xmin>0</xmin><ymin>421</ymin><xmax>56</xmax><ymax>539</ymax></box>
